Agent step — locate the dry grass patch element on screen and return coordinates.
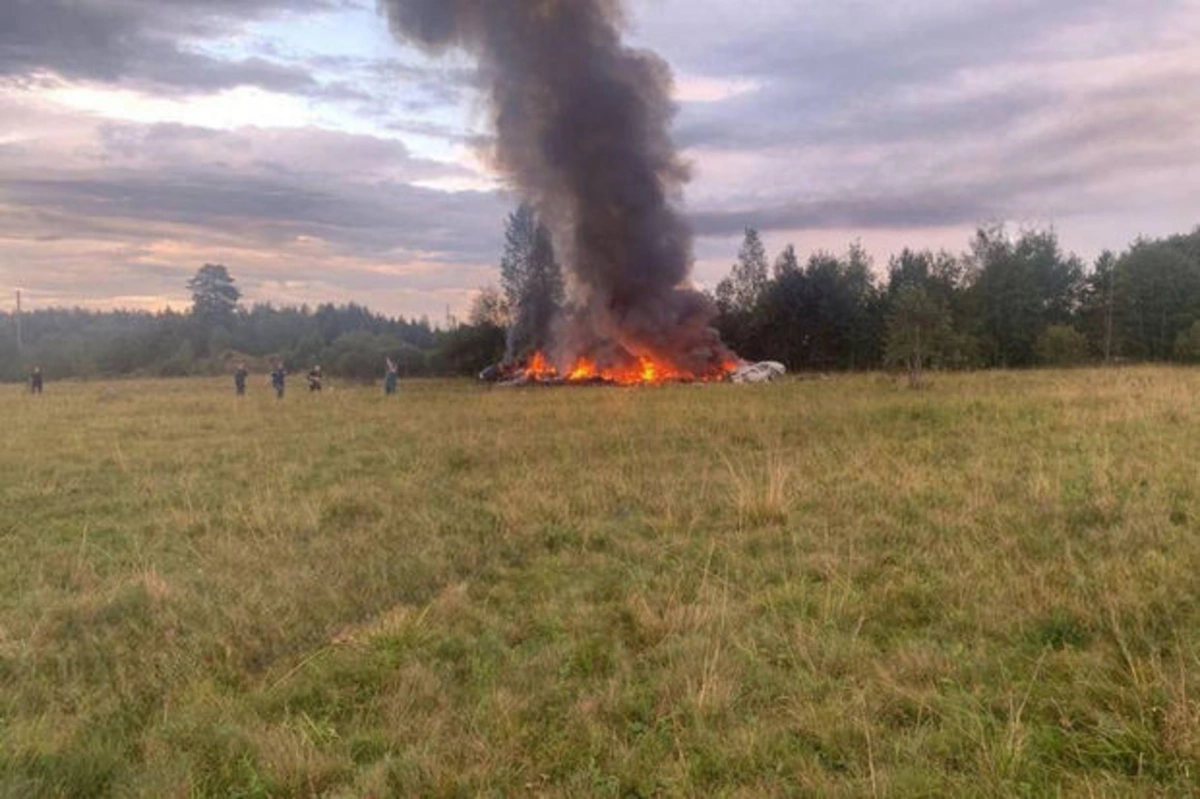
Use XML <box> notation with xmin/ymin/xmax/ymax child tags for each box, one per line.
<box><xmin>0</xmin><ymin>369</ymin><xmax>1198</xmax><ymax>795</ymax></box>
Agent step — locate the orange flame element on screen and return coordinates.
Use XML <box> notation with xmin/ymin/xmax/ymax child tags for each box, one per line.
<box><xmin>519</xmin><ymin>352</ymin><xmax>734</xmax><ymax>385</ymax></box>
<box><xmin>525</xmin><ymin>351</ymin><xmax>557</xmax><ymax>380</ymax></box>
<box><xmin>567</xmin><ymin>358</ymin><xmax>598</xmax><ymax>381</ymax></box>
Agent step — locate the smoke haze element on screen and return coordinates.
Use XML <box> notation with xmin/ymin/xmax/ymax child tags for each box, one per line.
<box><xmin>379</xmin><ymin>0</ymin><xmax>734</xmax><ymax>373</ymax></box>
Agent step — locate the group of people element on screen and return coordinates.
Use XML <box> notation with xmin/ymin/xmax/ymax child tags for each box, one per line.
<box><xmin>234</xmin><ymin>362</ymin><xmax>322</xmax><ymax>399</ymax></box>
<box><xmin>233</xmin><ymin>358</ymin><xmax>400</xmax><ymax>399</ymax></box>
<box><xmin>22</xmin><ymin>359</ymin><xmax>402</xmax><ymax>398</ymax></box>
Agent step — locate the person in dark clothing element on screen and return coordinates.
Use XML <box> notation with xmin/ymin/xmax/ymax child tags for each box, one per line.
<box><xmin>307</xmin><ymin>365</ymin><xmax>323</xmax><ymax>392</ymax></box>
<box><xmin>234</xmin><ymin>363</ymin><xmax>248</xmax><ymax>396</ymax></box>
<box><xmin>384</xmin><ymin>357</ymin><xmax>399</xmax><ymax>395</ymax></box>
<box><xmin>30</xmin><ymin>366</ymin><xmax>43</xmax><ymax>395</ymax></box>
<box><xmin>271</xmin><ymin>363</ymin><xmax>286</xmax><ymax>399</ymax></box>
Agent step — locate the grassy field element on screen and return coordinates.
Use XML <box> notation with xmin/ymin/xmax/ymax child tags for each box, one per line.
<box><xmin>0</xmin><ymin>368</ymin><xmax>1197</xmax><ymax>797</ymax></box>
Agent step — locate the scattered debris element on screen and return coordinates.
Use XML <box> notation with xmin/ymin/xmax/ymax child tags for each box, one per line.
<box><xmin>730</xmin><ymin>362</ymin><xmax>787</xmax><ymax>384</ymax></box>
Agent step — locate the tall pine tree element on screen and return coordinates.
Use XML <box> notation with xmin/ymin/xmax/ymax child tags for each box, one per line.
<box><xmin>499</xmin><ymin>204</ymin><xmax>564</xmax><ymax>359</ymax></box>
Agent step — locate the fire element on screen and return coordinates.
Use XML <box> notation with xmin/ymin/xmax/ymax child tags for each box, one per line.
<box><xmin>525</xmin><ymin>351</ymin><xmax>558</xmax><ymax>380</ymax></box>
<box><xmin>517</xmin><ymin>352</ymin><xmax>735</xmax><ymax>386</ymax></box>
<box><xmin>567</xmin><ymin>358</ymin><xmax>598</xmax><ymax>381</ymax></box>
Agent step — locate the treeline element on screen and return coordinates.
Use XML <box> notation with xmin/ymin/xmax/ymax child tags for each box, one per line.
<box><xmin>4</xmin><ymin>223</ymin><xmax>1199</xmax><ymax>383</ymax></box>
<box><xmin>0</xmin><ymin>302</ymin><xmax>506</xmax><ymax>382</ymax></box>
<box><xmin>714</xmin><ymin>224</ymin><xmax>1200</xmax><ymax>371</ymax></box>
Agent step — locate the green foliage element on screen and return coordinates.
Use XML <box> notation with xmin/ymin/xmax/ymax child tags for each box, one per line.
<box><xmin>433</xmin><ymin>323</ymin><xmax>507</xmax><ymax>376</ymax></box>
<box><xmin>1111</xmin><ymin>239</ymin><xmax>1200</xmax><ymax>361</ymax></box>
<box><xmin>722</xmin><ymin>243</ymin><xmax>883</xmax><ymax>369</ymax></box>
<box><xmin>940</xmin><ymin>331</ymin><xmax>985</xmax><ymax>370</ymax></box>
<box><xmin>885</xmin><ymin>284</ymin><xmax>952</xmax><ymax>387</ymax></box>
<box><xmin>159</xmin><ymin>339</ymin><xmax>195</xmax><ymax>377</ymax></box>
<box><xmin>967</xmin><ymin>226</ymin><xmax>1085</xmax><ymax>367</ymax></box>
<box><xmin>207</xmin><ymin>325</ymin><xmax>233</xmax><ymax>358</ymax></box>
<box><xmin>188</xmin><ymin>264</ymin><xmax>241</xmax><ymax>320</ymax></box>
<box><xmin>468</xmin><ymin>285</ymin><xmax>510</xmax><ymax>328</ymax></box>
<box><xmin>773</xmin><ymin>243</ymin><xmax>800</xmax><ymax>278</ymax></box>
<box><xmin>500</xmin><ymin>204</ymin><xmax>564</xmax><ymax>357</ymax></box>
<box><xmin>711</xmin><ymin>225</ymin><xmax>1200</xmax><ymax>373</ymax></box>
<box><xmin>0</xmin><ymin>303</ymin><xmax>496</xmax><ymax>382</ymax></box>
<box><xmin>322</xmin><ymin>332</ymin><xmax>425</xmax><ymax>381</ymax></box>
<box><xmin>887</xmin><ymin>248</ymin><xmax>965</xmax><ymax>321</ymax></box>
<box><xmin>5</xmin><ymin>225</ymin><xmax>1200</xmax><ymax>383</ymax></box>
<box><xmin>1036</xmin><ymin>325</ymin><xmax>1091</xmax><ymax>366</ymax></box>
<box><xmin>1077</xmin><ymin>250</ymin><xmax>1118</xmax><ymax>361</ymax></box>
<box><xmin>1174</xmin><ymin>320</ymin><xmax>1200</xmax><ymax>363</ymax></box>
<box><xmin>717</xmin><ymin>228</ymin><xmax>769</xmax><ymax>314</ymax></box>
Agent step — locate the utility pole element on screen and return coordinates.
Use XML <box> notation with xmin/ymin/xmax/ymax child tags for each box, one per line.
<box><xmin>14</xmin><ymin>289</ymin><xmax>22</xmax><ymax>355</ymax></box>
<box><xmin>1104</xmin><ymin>263</ymin><xmax>1114</xmax><ymax>366</ymax></box>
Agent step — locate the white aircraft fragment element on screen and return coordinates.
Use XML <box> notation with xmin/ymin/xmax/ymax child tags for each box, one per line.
<box><xmin>730</xmin><ymin>361</ymin><xmax>787</xmax><ymax>384</ymax></box>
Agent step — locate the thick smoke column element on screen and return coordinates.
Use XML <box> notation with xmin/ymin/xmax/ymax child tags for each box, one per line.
<box><xmin>380</xmin><ymin>0</ymin><xmax>734</xmax><ymax>373</ymax></box>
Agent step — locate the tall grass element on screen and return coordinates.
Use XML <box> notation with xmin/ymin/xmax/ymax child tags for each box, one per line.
<box><xmin>0</xmin><ymin>369</ymin><xmax>1197</xmax><ymax>796</ymax></box>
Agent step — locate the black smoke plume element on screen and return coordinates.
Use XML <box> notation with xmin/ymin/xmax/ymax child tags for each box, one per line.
<box><xmin>379</xmin><ymin>0</ymin><xmax>736</xmax><ymax>374</ymax></box>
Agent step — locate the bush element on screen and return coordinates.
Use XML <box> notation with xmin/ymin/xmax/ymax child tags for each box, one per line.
<box><xmin>158</xmin><ymin>340</ymin><xmax>195</xmax><ymax>377</ymax></box>
<box><xmin>435</xmin><ymin>324</ymin><xmax>507</xmax><ymax>376</ymax></box>
<box><xmin>1173</xmin><ymin>321</ymin><xmax>1200</xmax><ymax>363</ymax></box>
<box><xmin>321</xmin><ymin>332</ymin><xmax>423</xmax><ymax>381</ymax></box>
<box><xmin>941</xmin><ymin>332</ymin><xmax>985</xmax><ymax>370</ymax></box>
<box><xmin>1036</xmin><ymin>325</ymin><xmax>1090</xmax><ymax>366</ymax></box>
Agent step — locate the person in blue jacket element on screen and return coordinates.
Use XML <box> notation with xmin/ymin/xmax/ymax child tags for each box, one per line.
<box><xmin>234</xmin><ymin>363</ymin><xmax>248</xmax><ymax>396</ymax></box>
<box><xmin>271</xmin><ymin>363</ymin><xmax>286</xmax><ymax>399</ymax></box>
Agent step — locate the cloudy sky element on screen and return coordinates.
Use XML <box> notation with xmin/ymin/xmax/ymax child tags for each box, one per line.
<box><xmin>2</xmin><ymin>0</ymin><xmax>1198</xmax><ymax>318</ymax></box>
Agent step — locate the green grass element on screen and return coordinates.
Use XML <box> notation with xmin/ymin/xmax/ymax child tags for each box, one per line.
<box><xmin>1</xmin><ymin>369</ymin><xmax>1198</xmax><ymax>797</ymax></box>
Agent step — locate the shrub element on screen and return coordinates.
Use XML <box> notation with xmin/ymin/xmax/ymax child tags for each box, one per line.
<box><xmin>1173</xmin><ymin>321</ymin><xmax>1200</xmax><ymax>363</ymax></box>
<box><xmin>1035</xmin><ymin>325</ymin><xmax>1090</xmax><ymax>366</ymax></box>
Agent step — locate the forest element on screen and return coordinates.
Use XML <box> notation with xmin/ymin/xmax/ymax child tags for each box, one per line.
<box><xmin>3</xmin><ymin>215</ymin><xmax>1199</xmax><ymax>383</ymax></box>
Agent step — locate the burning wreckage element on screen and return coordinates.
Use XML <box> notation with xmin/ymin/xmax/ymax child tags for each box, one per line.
<box><xmin>480</xmin><ymin>354</ymin><xmax>786</xmax><ymax>386</ymax></box>
<box><xmin>381</xmin><ymin>0</ymin><xmax>785</xmax><ymax>385</ymax></box>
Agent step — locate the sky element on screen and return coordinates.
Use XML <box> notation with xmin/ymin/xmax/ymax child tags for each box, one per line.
<box><xmin>2</xmin><ymin>0</ymin><xmax>1198</xmax><ymax>319</ymax></box>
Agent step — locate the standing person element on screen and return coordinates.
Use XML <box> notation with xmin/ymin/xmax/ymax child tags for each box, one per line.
<box><xmin>234</xmin><ymin>362</ymin><xmax>248</xmax><ymax>396</ymax></box>
<box><xmin>307</xmin><ymin>365</ymin><xmax>323</xmax><ymax>393</ymax></box>
<box><xmin>271</xmin><ymin>362</ymin><xmax>286</xmax><ymax>399</ymax></box>
<box><xmin>29</xmin><ymin>366</ymin><xmax>43</xmax><ymax>395</ymax></box>
<box><xmin>384</xmin><ymin>357</ymin><xmax>399</xmax><ymax>396</ymax></box>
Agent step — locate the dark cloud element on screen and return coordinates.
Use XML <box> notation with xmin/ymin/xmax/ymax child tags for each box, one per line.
<box><xmin>0</xmin><ymin>113</ymin><xmax>509</xmax><ymax>315</ymax></box>
<box><xmin>0</xmin><ymin>120</ymin><xmax>506</xmax><ymax>262</ymax></box>
<box><xmin>650</xmin><ymin>0</ymin><xmax>1200</xmax><ymax>236</ymax></box>
<box><xmin>646</xmin><ymin>0</ymin><xmax>1155</xmax><ymax>99</ymax></box>
<box><xmin>692</xmin><ymin>70</ymin><xmax>1200</xmax><ymax>232</ymax></box>
<box><xmin>0</xmin><ymin>0</ymin><xmax>339</xmax><ymax>93</ymax></box>
<box><xmin>691</xmin><ymin>190</ymin><xmax>989</xmax><ymax>238</ymax></box>
<box><xmin>689</xmin><ymin>101</ymin><xmax>1200</xmax><ymax>236</ymax></box>
<box><xmin>3</xmin><ymin>172</ymin><xmax>504</xmax><ymax>260</ymax></box>
<box><xmin>668</xmin><ymin>0</ymin><xmax>1188</xmax><ymax>150</ymax></box>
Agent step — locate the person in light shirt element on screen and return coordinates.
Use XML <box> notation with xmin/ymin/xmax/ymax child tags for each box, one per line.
<box><xmin>384</xmin><ymin>357</ymin><xmax>399</xmax><ymax>395</ymax></box>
